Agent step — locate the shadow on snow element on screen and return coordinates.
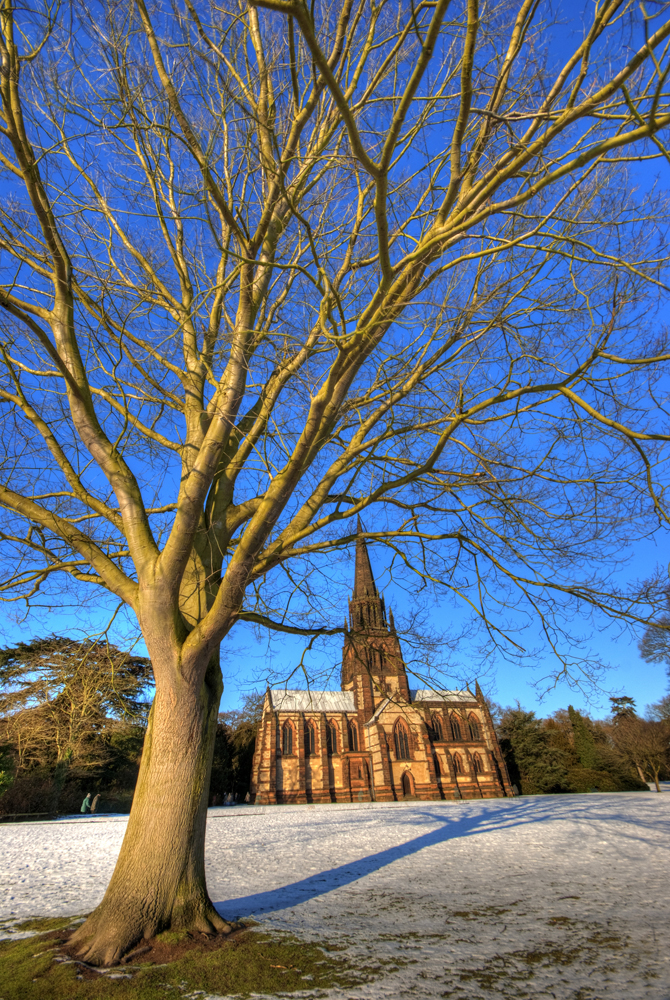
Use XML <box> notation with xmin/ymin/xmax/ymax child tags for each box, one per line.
<box><xmin>213</xmin><ymin>794</ymin><xmax>663</xmax><ymax>920</ymax></box>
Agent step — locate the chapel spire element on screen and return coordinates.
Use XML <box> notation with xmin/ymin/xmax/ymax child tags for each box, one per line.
<box><xmin>353</xmin><ymin>516</ymin><xmax>377</xmax><ymax>598</ymax></box>
<box><xmin>349</xmin><ymin>518</ymin><xmax>386</xmax><ymax>630</ymax></box>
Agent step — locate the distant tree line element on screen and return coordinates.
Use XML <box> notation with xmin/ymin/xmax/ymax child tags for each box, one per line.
<box><xmin>497</xmin><ymin>695</ymin><xmax>670</xmax><ymax>796</ymax></box>
<box><xmin>0</xmin><ymin>635</ymin><xmax>263</xmax><ymax>816</ymax></box>
<box><xmin>2</xmin><ymin>633</ymin><xmax>667</xmax><ymax>811</ymax></box>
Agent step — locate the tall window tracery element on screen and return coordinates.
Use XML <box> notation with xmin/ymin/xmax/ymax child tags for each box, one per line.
<box><xmin>473</xmin><ymin>753</ymin><xmax>483</xmax><ymax>774</ymax></box>
<box><xmin>282</xmin><ymin>721</ymin><xmax>294</xmax><ymax>756</ymax></box>
<box><xmin>394</xmin><ymin>720</ymin><xmax>411</xmax><ymax>760</ymax></box>
<box><xmin>326</xmin><ymin>720</ymin><xmax>338</xmax><ymax>755</ymax></box>
<box><xmin>452</xmin><ymin>752</ymin><xmax>463</xmax><ymax>774</ymax></box>
<box><xmin>468</xmin><ymin>715</ymin><xmax>481</xmax><ymax>740</ymax></box>
<box><xmin>305</xmin><ymin>720</ymin><xmax>317</xmax><ymax>756</ymax></box>
<box><xmin>431</xmin><ymin>714</ymin><xmax>443</xmax><ymax>741</ymax></box>
<box><xmin>450</xmin><ymin>716</ymin><xmax>462</xmax><ymax>741</ymax></box>
<box><xmin>347</xmin><ymin>720</ymin><xmax>359</xmax><ymax>752</ymax></box>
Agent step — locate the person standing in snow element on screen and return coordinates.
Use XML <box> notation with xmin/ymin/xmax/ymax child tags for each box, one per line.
<box><xmin>81</xmin><ymin>792</ymin><xmax>92</xmax><ymax>814</ymax></box>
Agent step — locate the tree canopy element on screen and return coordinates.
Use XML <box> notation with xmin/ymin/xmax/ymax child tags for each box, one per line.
<box><xmin>2</xmin><ymin>0</ymin><xmax>670</xmax><ymax>965</ymax></box>
<box><xmin>1</xmin><ymin>0</ymin><xmax>670</xmax><ymax>673</ymax></box>
<box><xmin>0</xmin><ymin>636</ymin><xmax>152</xmax><ymax>725</ymax></box>
<box><xmin>0</xmin><ymin>636</ymin><xmax>152</xmax><ymax>813</ymax></box>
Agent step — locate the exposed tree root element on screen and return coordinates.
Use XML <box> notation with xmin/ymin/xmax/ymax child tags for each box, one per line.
<box><xmin>69</xmin><ymin>899</ymin><xmax>241</xmax><ymax>967</ymax></box>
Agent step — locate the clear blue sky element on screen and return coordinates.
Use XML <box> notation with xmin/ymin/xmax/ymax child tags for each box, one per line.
<box><xmin>212</xmin><ymin>532</ymin><xmax>670</xmax><ymax>720</ymax></box>
<box><xmin>4</xmin><ymin>525</ymin><xmax>667</xmax><ymax>722</ymax></box>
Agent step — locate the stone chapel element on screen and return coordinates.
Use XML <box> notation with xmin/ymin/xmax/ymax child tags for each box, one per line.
<box><xmin>250</xmin><ymin>531</ymin><xmax>513</xmax><ymax>804</ymax></box>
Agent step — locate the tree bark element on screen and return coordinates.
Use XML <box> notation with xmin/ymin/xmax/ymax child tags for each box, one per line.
<box><xmin>70</xmin><ymin>655</ymin><xmax>235</xmax><ymax>966</ymax></box>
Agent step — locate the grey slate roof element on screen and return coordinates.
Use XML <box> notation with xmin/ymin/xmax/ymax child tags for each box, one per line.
<box><xmin>269</xmin><ymin>689</ymin><xmax>356</xmax><ymax>712</ymax></box>
<box><xmin>410</xmin><ymin>689</ymin><xmax>477</xmax><ymax>703</ymax></box>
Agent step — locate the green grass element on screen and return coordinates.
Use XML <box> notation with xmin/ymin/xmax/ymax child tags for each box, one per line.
<box><xmin>0</xmin><ymin>924</ymin><xmax>365</xmax><ymax>999</ymax></box>
<box><xmin>12</xmin><ymin>917</ymin><xmax>80</xmax><ymax>934</ymax></box>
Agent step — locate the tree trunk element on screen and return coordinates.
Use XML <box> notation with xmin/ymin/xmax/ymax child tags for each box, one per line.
<box><xmin>652</xmin><ymin>769</ymin><xmax>661</xmax><ymax>793</ymax></box>
<box><xmin>70</xmin><ymin>656</ymin><xmax>235</xmax><ymax>966</ymax></box>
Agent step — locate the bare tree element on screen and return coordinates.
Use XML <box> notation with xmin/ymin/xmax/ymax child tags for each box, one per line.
<box><xmin>646</xmin><ymin>694</ymin><xmax>670</xmax><ymax>720</ymax></box>
<box><xmin>640</xmin><ymin>589</ymin><xmax>670</xmax><ymax>666</ymax></box>
<box><xmin>608</xmin><ymin>716</ymin><xmax>669</xmax><ymax>791</ymax></box>
<box><xmin>1</xmin><ymin>0</ymin><xmax>670</xmax><ymax>963</ymax></box>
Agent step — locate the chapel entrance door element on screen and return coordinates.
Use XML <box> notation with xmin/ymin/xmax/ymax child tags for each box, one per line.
<box><xmin>350</xmin><ymin>757</ymin><xmax>372</xmax><ymax>802</ymax></box>
<box><xmin>401</xmin><ymin>770</ymin><xmax>415</xmax><ymax>799</ymax></box>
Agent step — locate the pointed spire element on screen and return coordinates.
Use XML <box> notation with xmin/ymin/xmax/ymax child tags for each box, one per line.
<box><xmin>389</xmin><ymin>607</ymin><xmax>395</xmax><ymax>631</ymax></box>
<box><xmin>353</xmin><ymin>517</ymin><xmax>377</xmax><ymax>598</ymax></box>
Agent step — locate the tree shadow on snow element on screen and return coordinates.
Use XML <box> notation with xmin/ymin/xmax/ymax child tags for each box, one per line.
<box><xmin>214</xmin><ymin>793</ymin><xmax>668</xmax><ymax>920</ymax></box>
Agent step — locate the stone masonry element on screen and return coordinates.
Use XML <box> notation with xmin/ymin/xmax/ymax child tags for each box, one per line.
<box><xmin>251</xmin><ymin>531</ymin><xmax>513</xmax><ymax>804</ymax></box>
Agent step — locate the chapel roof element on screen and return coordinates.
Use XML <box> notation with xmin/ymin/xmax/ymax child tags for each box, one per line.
<box><xmin>410</xmin><ymin>689</ymin><xmax>477</xmax><ymax>703</ymax></box>
<box><xmin>268</xmin><ymin>689</ymin><xmax>356</xmax><ymax>712</ymax></box>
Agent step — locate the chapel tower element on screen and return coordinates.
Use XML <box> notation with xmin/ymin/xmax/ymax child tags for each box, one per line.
<box><xmin>341</xmin><ymin>524</ymin><xmax>411</xmax><ymax>721</ymax></box>
<box><xmin>251</xmin><ymin>521</ymin><xmax>513</xmax><ymax>804</ymax></box>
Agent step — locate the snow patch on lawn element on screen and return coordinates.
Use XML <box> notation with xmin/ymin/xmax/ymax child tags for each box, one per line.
<box><xmin>1</xmin><ymin>794</ymin><xmax>668</xmax><ymax>998</ymax></box>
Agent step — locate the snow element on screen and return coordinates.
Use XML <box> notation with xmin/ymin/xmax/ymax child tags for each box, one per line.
<box><xmin>1</xmin><ymin>793</ymin><xmax>669</xmax><ymax>999</ymax></box>
<box><xmin>409</xmin><ymin>689</ymin><xmax>477</xmax><ymax>703</ymax></box>
<box><xmin>269</xmin><ymin>690</ymin><xmax>356</xmax><ymax>712</ymax></box>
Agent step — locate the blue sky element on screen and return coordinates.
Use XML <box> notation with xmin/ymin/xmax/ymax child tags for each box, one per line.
<box><xmin>212</xmin><ymin>531</ymin><xmax>670</xmax><ymax>719</ymax></box>
<box><xmin>4</xmin><ymin>520</ymin><xmax>668</xmax><ymax>722</ymax></box>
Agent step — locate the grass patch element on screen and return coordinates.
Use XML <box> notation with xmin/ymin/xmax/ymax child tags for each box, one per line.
<box><xmin>0</xmin><ymin>923</ymin><xmax>367</xmax><ymax>999</ymax></box>
<box><xmin>450</xmin><ymin>905</ymin><xmax>512</xmax><ymax>921</ymax></box>
<box><xmin>12</xmin><ymin>917</ymin><xmax>80</xmax><ymax>934</ymax></box>
<box><xmin>451</xmin><ymin>929</ymin><xmax>628</xmax><ymax>995</ymax></box>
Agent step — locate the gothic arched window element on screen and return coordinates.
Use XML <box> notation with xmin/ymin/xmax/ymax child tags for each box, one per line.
<box><xmin>305</xmin><ymin>720</ymin><xmax>317</xmax><ymax>756</ymax></box>
<box><xmin>473</xmin><ymin>753</ymin><xmax>483</xmax><ymax>774</ymax></box>
<box><xmin>348</xmin><ymin>720</ymin><xmax>359</xmax><ymax>752</ymax></box>
<box><xmin>450</xmin><ymin>716</ymin><xmax>462</xmax><ymax>741</ymax></box>
<box><xmin>394</xmin><ymin>720</ymin><xmax>411</xmax><ymax>760</ymax></box>
<box><xmin>326</xmin><ymin>720</ymin><xmax>338</xmax><ymax>755</ymax></box>
<box><xmin>452</xmin><ymin>752</ymin><xmax>463</xmax><ymax>774</ymax></box>
<box><xmin>431</xmin><ymin>715</ymin><xmax>443</xmax><ymax>741</ymax></box>
<box><xmin>282</xmin><ymin>722</ymin><xmax>294</xmax><ymax>756</ymax></box>
<box><xmin>468</xmin><ymin>715</ymin><xmax>481</xmax><ymax>741</ymax></box>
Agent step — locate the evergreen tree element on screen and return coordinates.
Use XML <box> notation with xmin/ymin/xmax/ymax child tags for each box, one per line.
<box><xmin>210</xmin><ymin>692</ymin><xmax>263</xmax><ymax>802</ymax></box>
<box><xmin>498</xmin><ymin>707</ymin><xmax>570</xmax><ymax>795</ymax></box>
<box><xmin>609</xmin><ymin>696</ymin><xmax>637</xmax><ymax>720</ymax></box>
<box><xmin>0</xmin><ymin>745</ymin><xmax>14</xmax><ymax>797</ymax></box>
<box><xmin>0</xmin><ymin>637</ymin><xmax>152</xmax><ymax>814</ymax></box>
<box><xmin>568</xmin><ymin>706</ymin><xmax>599</xmax><ymax>770</ymax></box>
<box><xmin>500</xmin><ymin>705</ymin><xmax>648</xmax><ymax>796</ymax></box>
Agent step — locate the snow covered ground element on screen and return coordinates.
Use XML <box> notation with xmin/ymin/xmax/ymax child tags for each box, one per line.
<box><xmin>1</xmin><ymin>793</ymin><xmax>669</xmax><ymax>999</ymax></box>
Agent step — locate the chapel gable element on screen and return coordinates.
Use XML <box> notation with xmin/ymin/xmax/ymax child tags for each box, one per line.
<box><xmin>250</xmin><ymin>530</ymin><xmax>513</xmax><ymax>805</ymax></box>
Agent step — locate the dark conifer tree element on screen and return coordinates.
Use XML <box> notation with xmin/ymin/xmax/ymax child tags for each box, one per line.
<box><xmin>609</xmin><ymin>697</ymin><xmax>637</xmax><ymax>721</ymax></box>
<box><xmin>498</xmin><ymin>708</ymin><xmax>570</xmax><ymax>795</ymax></box>
<box><xmin>568</xmin><ymin>707</ymin><xmax>599</xmax><ymax>770</ymax></box>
